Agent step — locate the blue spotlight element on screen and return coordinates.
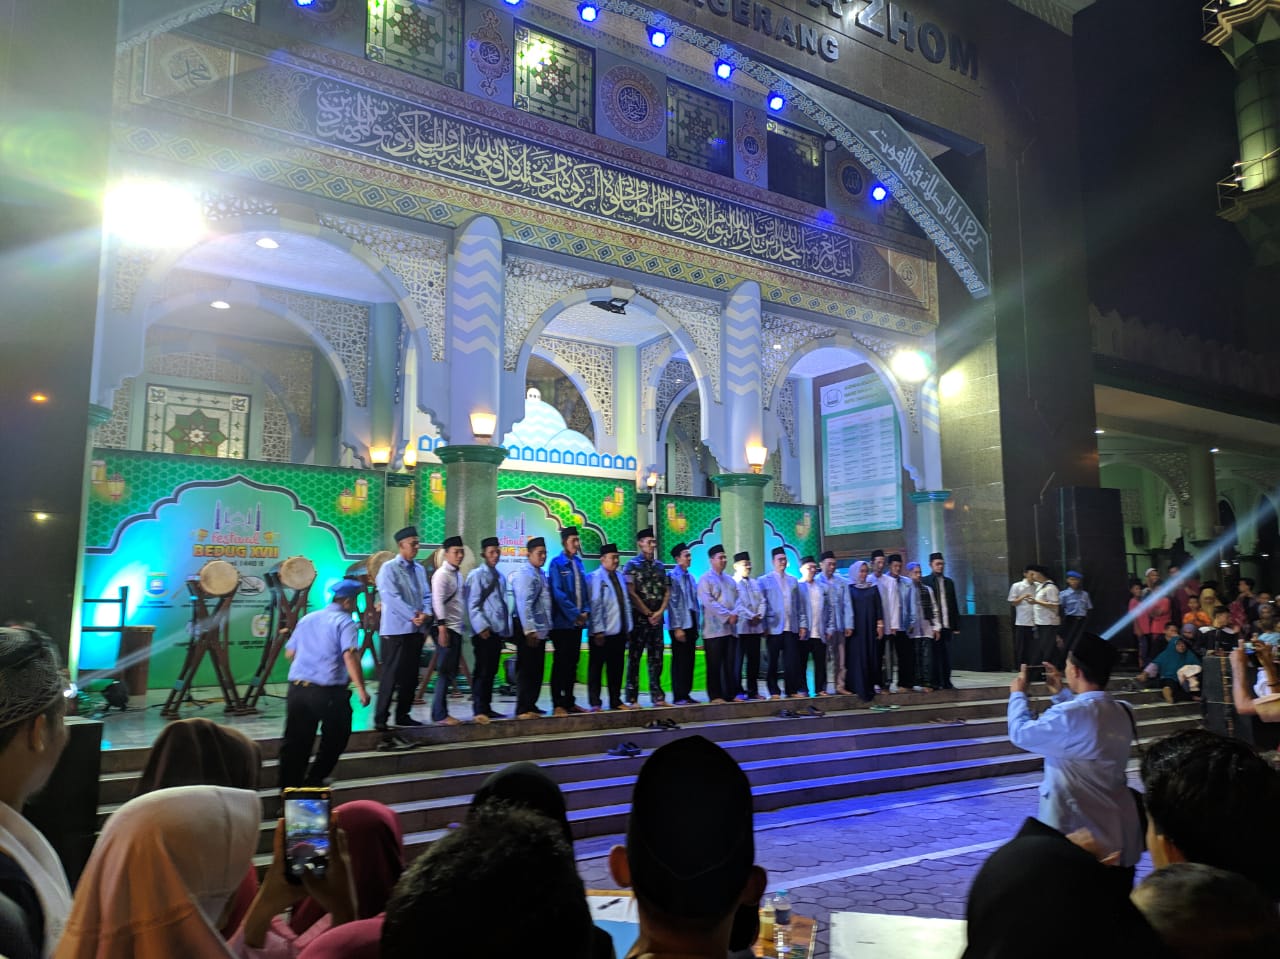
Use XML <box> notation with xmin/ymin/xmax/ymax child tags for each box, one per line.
<box><xmin>648</xmin><ymin>27</ymin><xmax>668</xmax><ymax>48</ymax></box>
<box><xmin>870</xmin><ymin>183</ymin><xmax>889</xmax><ymax>202</ymax></box>
<box><xmin>767</xmin><ymin>92</ymin><xmax>785</xmax><ymax>111</ymax></box>
<box><xmin>294</xmin><ymin>0</ymin><xmax>316</xmax><ymax>6</ymax></box>
<box><xmin>577</xmin><ymin>2</ymin><xmax>599</xmax><ymax>21</ymax></box>
<box><xmin>715</xmin><ymin>59</ymin><xmax>734</xmax><ymax>80</ymax></box>
<box><xmin>502</xmin><ymin>0</ymin><xmax>520</xmax><ymax>5</ymax></box>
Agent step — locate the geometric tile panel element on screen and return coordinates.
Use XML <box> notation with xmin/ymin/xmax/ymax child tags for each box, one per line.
<box><xmin>142</xmin><ymin>384</ymin><xmax>250</xmax><ymax>459</ymax></box>
<box><xmin>366</xmin><ymin>0</ymin><xmax>462</xmax><ymax>89</ymax></box>
<box><xmin>667</xmin><ymin>79</ymin><xmax>732</xmax><ymax>175</ymax></box>
<box><xmin>514</xmin><ymin>22</ymin><xmax>594</xmax><ymax>132</ymax></box>
<box><xmin>600</xmin><ymin>64</ymin><xmax>664</xmax><ymax>144</ymax></box>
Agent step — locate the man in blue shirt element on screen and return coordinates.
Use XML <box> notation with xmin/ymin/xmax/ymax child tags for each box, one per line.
<box><xmin>510</xmin><ymin>536</ymin><xmax>552</xmax><ymax>719</ymax></box>
<box><xmin>548</xmin><ymin>526</ymin><xmax>590</xmax><ymax>716</ymax></box>
<box><xmin>1007</xmin><ymin>632</ymin><xmax>1143</xmax><ymax>872</ymax></box>
<box><xmin>588</xmin><ymin>543</ymin><xmax>634</xmax><ymax>711</ymax></box>
<box><xmin>278</xmin><ymin>579</ymin><xmax>371</xmax><ymax>788</ymax></box>
<box><xmin>1058</xmin><ymin>570</ymin><xmax>1093</xmax><ymax>666</ymax></box>
<box><xmin>666</xmin><ymin>542</ymin><xmax>700</xmax><ymax>704</ymax></box>
<box><xmin>374</xmin><ymin>525</ymin><xmax>430</xmax><ymax>737</ymax></box>
<box><xmin>466</xmin><ymin>535</ymin><xmax>512</xmax><ymax>724</ymax></box>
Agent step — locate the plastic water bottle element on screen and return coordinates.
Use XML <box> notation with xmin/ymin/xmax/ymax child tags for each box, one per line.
<box><xmin>773</xmin><ymin>890</ymin><xmax>792</xmax><ymax>956</ymax></box>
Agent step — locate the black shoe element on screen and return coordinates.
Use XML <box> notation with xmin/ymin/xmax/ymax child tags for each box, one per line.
<box><xmin>533</xmin><ymin>705</ymin><xmax>547</xmax><ymax>715</ymax></box>
<box><xmin>374</xmin><ymin>723</ymin><xmax>391</xmax><ymax>733</ymax></box>
<box><xmin>396</xmin><ymin>716</ymin><xmax>425</xmax><ymax>727</ymax></box>
<box><xmin>482</xmin><ymin>710</ymin><xmax>507</xmax><ymax>720</ymax></box>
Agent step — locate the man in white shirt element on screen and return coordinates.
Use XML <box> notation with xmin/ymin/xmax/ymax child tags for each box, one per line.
<box><xmin>876</xmin><ymin>554</ymin><xmax>912</xmax><ymax>692</ymax></box>
<box><xmin>760</xmin><ymin>547</ymin><xmax>802</xmax><ymax>699</ymax></box>
<box><xmin>794</xmin><ymin>557</ymin><xmax>825</xmax><ymax>697</ymax></box>
<box><xmin>1028</xmin><ymin>565</ymin><xmax>1061</xmax><ymax>666</ymax></box>
<box><xmin>431</xmin><ymin>535</ymin><xmax>466</xmax><ymax>727</ymax></box>
<box><xmin>465</xmin><ymin>536</ymin><xmax>512</xmax><ymax>724</ymax></box>
<box><xmin>816</xmin><ymin>551</ymin><xmax>853</xmax><ymax>694</ymax></box>
<box><xmin>732</xmin><ymin>552</ymin><xmax>767</xmax><ymax>701</ymax></box>
<box><xmin>509</xmin><ymin>536</ymin><xmax>552</xmax><ymax>720</ymax></box>
<box><xmin>1008</xmin><ymin>565</ymin><xmax>1037</xmax><ymax>668</ymax></box>
<box><xmin>697</xmin><ymin>545</ymin><xmax>739</xmax><ymax>704</ymax></box>
<box><xmin>588</xmin><ymin>543</ymin><xmax>634</xmax><ymax>711</ymax></box>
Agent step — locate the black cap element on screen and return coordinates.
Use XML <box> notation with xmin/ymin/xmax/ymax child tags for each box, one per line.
<box><xmin>481</xmin><ymin>536</ymin><xmax>500</xmax><ymax>550</ymax></box>
<box><xmin>771</xmin><ymin>547</ymin><xmax>786</xmax><ymax>558</ymax></box>
<box><xmin>393</xmin><ymin>525</ymin><xmax>419</xmax><ymax>543</ymax></box>
<box><xmin>733</xmin><ymin>551</ymin><xmax>751</xmax><ymax>564</ymax></box>
<box><xmin>560</xmin><ymin>526</ymin><xmax>580</xmax><ymax>541</ymax></box>
<box><xmin>708</xmin><ymin>544</ymin><xmax>725</xmax><ymax>558</ymax></box>
<box><xmin>600</xmin><ymin>543</ymin><xmax>619</xmax><ymax>555</ymax></box>
<box><xmin>627</xmin><ymin>736</ymin><xmax>754</xmax><ymax>920</ymax></box>
<box><xmin>870</xmin><ymin>549</ymin><xmax>885</xmax><ymax>560</ymax></box>
<box><xmin>929</xmin><ymin>552</ymin><xmax>944</xmax><ymax>562</ymax></box>
<box><xmin>820</xmin><ymin>550</ymin><xmax>835</xmax><ymax>562</ymax></box>
<box><xmin>887</xmin><ymin>553</ymin><xmax>902</xmax><ymax>564</ymax></box>
<box><xmin>670</xmin><ymin>542</ymin><xmax>690</xmax><ymax>559</ymax></box>
<box><xmin>1069</xmin><ymin>632</ymin><xmax>1118</xmax><ymax>676</ymax></box>
<box><xmin>636</xmin><ymin>527</ymin><xmax>654</xmax><ymax>540</ymax></box>
<box><xmin>443</xmin><ymin>535</ymin><xmax>463</xmax><ymax>549</ymax></box>
<box><xmin>526</xmin><ymin>537</ymin><xmax>546</xmax><ymax>551</ymax></box>
<box><xmin>800</xmin><ymin>556</ymin><xmax>817</xmax><ymax>566</ymax></box>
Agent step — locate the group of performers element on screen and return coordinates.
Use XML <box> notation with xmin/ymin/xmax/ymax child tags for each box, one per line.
<box><xmin>277</xmin><ymin>523</ymin><xmax>963</xmax><ymax>780</ymax></box>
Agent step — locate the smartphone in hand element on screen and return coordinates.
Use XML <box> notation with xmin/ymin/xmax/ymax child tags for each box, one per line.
<box><xmin>282</xmin><ymin>786</ymin><xmax>331</xmax><ymax>883</ymax></box>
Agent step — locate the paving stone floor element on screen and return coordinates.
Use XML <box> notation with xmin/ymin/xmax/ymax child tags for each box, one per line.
<box><xmin>575</xmin><ymin>767</ymin><xmax>1152</xmax><ymax>959</ymax></box>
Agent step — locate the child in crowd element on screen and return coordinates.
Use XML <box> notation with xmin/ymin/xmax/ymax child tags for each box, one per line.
<box><xmin>1180</xmin><ymin>595</ymin><xmax>1211</xmax><ymax>630</ymax></box>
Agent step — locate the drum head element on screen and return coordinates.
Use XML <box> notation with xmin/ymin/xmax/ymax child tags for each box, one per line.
<box><xmin>277</xmin><ymin>555</ymin><xmax>316</xmax><ymax>590</ymax></box>
<box><xmin>345</xmin><ymin>558</ymin><xmax>369</xmax><ymax>581</ymax></box>
<box><xmin>366</xmin><ymin>550</ymin><xmax>395</xmax><ymax>582</ymax></box>
<box><xmin>198</xmin><ymin>559</ymin><xmax>239</xmax><ymax>596</ymax></box>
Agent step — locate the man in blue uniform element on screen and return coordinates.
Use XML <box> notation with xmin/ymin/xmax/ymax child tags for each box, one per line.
<box><xmin>510</xmin><ymin>536</ymin><xmax>552</xmax><ymax>719</ymax></box>
<box><xmin>666</xmin><ymin>542</ymin><xmax>700</xmax><ymax>704</ymax></box>
<box><xmin>374</xmin><ymin>525</ymin><xmax>430</xmax><ymax>737</ymax></box>
<box><xmin>278</xmin><ymin>579</ymin><xmax>371</xmax><ymax>788</ymax></box>
<box><xmin>548</xmin><ymin>526</ymin><xmax>590</xmax><ymax>716</ymax></box>
<box><xmin>466</xmin><ymin>535</ymin><xmax>512</xmax><ymax>724</ymax></box>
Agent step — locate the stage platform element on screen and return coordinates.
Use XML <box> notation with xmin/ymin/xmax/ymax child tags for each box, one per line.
<box><xmin>86</xmin><ymin>673</ymin><xmax>1202</xmax><ymax>864</ymax></box>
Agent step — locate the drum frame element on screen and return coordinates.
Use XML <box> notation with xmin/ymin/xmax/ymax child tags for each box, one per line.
<box><xmin>162</xmin><ymin>578</ymin><xmax>249</xmax><ymax>718</ymax></box>
<box><xmin>241</xmin><ymin>565</ymin><xmax>313</xmax><ymax>711</ymax></box>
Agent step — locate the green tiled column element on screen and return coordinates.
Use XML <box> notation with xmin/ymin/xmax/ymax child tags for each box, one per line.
<box><xmin>437</xmin><ymin>445</ymin><xmax>508</xmax><ymax>558</ymax></box>
<box><xmin>711</xmin><ymin>473</ymin><xmax>769</xmax><ymax>565</ymax></box>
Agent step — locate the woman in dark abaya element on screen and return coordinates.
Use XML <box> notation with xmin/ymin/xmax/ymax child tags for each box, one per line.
<box><xmin>845</xmin><ymin>561</ymin><xmax>884</xmax><ymax>702</ymax></box>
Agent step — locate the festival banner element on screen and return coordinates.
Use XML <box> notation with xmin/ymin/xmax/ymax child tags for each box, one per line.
<box><xmin>82</xmin><ymin>450</ymin><xmax>383</xmax><ymax>688</ymax></box>
<box><xmin>655</xmin><ymin>495</ymin><xmax>821</xmax><ymax>581</ymax></box>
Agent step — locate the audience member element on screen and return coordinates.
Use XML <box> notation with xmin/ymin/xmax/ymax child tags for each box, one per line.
<box><xmin>963</xmin><ymin>817</ymin><xmax>1169</xmax><ymax>958</ymax></box>
<box><xmin>1230</xmin><ymin>577</ymin><xmax>1259</xmax><ymax>632</ymax></box>
<box><xmin>1205</xmin><ymin>605</ymin><xmax>1239</xmax><ymax>652</ymax></box>
<box><xmin>1007</xmin><ymin>633</ymin><xmax>1144</xmax><ymax>872</ymax></box>
<box><xmin>1133</xmin><ymin>627</ymin><xmax>1200</xmax><ymax>703</ymax></box>
<box><xmin>1137</xmin><ymin>569</ymin><xmax>1171</xmax><ymax>666</ymax></box>
<box><xmin>1139</xmin><ymin>728</ymin><xmax>1280</xmax><ymax>899</ymax></box>
<box><xmin>1131</xmin><ymin>863</ymin><xmax>1280</xmax><ymax>959</ymax></box>
<box><xmin>0</xmin><ymin>626</ymin><xmax>72</xmax><ymax>959</ymax></box>
<box><xmin>1180</xmin><ymin>595</ymin><xmax>1210</xmax><ymax>629</ymax></box>
<box><xmin>55</xmin><ymin>785</ymin><xmax>259</xmax><ymax>959</ymax></box>
<box><xmin>235</xmin><ymin>800</ymin><xmax>402</xmax><ymax>957</ymax></box>
<box><xmin>381</xmin><ymin>804</ymin><xmax>595</xmax><ymax>959</ymax></box>
<box><xmin>1057</xmin><ymin>570</ymin><xmax>1092</xmax><ymax>664</ymax></box>
<box><xmin>135</xmin><ymin>718</ymin><xmax>262</xmax><ymax>938</ymax></box>
<box><xmin>608</xmin><ymin>736</ymin><xmax>765</xmax><ymax>959</ymax></box>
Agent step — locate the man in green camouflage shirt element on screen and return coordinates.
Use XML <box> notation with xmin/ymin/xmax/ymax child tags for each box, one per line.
<box><xmin>624</xmin><ymin>527</ymin><xmax>671</xmax><ymax>706</ymax></box>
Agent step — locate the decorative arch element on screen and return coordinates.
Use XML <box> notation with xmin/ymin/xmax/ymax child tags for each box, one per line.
<box><xmin>527</xmin><ymin>346</ymin><xmax>607</xmax><ymax>446</ymax></box>
<box><xmin>1099</xmin><ymin>457</ymin><xmax>1186</xmax><ymax>549</ymax></box>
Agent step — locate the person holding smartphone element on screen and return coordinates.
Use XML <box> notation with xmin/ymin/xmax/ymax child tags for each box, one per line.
<box><xmin>278</xmin><ymin>580</ymin><xmax>371</xmax><ymax>790</ymax></box>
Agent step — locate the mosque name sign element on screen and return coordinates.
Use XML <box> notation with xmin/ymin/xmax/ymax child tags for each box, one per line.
<box><xmin>677</xmin><ymin>0</ymin><xmax>978</xmax><ymax>80</ymax></box>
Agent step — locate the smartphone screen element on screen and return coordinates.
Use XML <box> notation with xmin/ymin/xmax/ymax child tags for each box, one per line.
<box><xmin>1026</xmin><ymin>665</ymin><xmax>1047</xmax><ymax>684</ymax></box>
<box><xmin>282</xmin><ymin>788</ymin><xmax>330</xmax><ymax>882</ymax></box>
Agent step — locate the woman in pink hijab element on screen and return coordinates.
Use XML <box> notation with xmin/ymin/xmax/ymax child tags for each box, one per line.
<box><xmin>54</xmin><ymin>785</ymin><xmax>260</xmax><ymax>959</ymax></box>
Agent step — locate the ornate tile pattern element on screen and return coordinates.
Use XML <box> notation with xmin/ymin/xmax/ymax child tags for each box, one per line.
<box><xmin>468</xmin><ymin>8</ymin><xmax>510</xmax><ymax>98</ymax></box>
<box><xmin>366</xmin><ymin>0</ymin><xmax>462</xmax><ymax>89</ymax></box>
<box><xmin>775</xmin><ymin>378</ymin><xmax>797</xmax><ymax>456</ymax></box>
<box><xmin>735</xmin><ymin>108</ymin><xmax>767</xmax><ymax>183</ymax></box>
<box><xmin>600</xmin><ymin>64</ymin><xmax>664</xmax><ymax>144</ymax></box>
<box><xmin>504</xmin><ymin>257</ymin><xmax>611</xmax><ymax>371</ymax></box>
<box><xmin>266</xmin><ymin>290</ymin><xmax>370</xmax><ymax>406</ymax></box>
<box><xmin>669</xmin><ymin>442</ymin><xmax>692</xmax><ymax>495</ymax></box>
<box><xmin>202</xmin><ymin>188</ymin><xmax>278</xmax><ymax>220</ymax></box>
<box><xmin>261</xmin><ymin>391</ymin><xmax>292</xmax><ymax>462</ymax></box>
<box><xmin>655</xmin><ymin>358</ymin><xmax>694</xmax><ymax>434</ymax></box>
<box><xmin>637</xmin><ymin>287</ymin><xmax>721</xmax><ymax>402</ymax></box>
<box><xmin>535</xmin><ymin>334</ymin><xmax>614</xmax><ymax>436</ymax></box>
<box><xmin>142</xmin><ymin>384</ymin><xmax>250</xmax><ymax>458</ymax></box>
<box><xmin>513</xmin><ymin>23</ymin><xmax>594</xmax><ymax>132</ymax></box>
<box><xmin>111</xmin><ymin>248</ymin><xmax>159</xmax><ymax>312</ymax></box>
<box><xmin>666</xmin><ymin>80</ymin><xmax>731</xmax><ymax>175</ymax></box>
<box><xmin>221</xmin><ymin>2</ymin><xmax>258</xmax><ymax>23</ymax></box>
<box><xmin>761</xmin><ymin>312</ymin><xmax>837</xmax><ymax>407</ymax></box>
<box><xmin>95</xmin><ymin>384</ymin><xmax>133</xmax><ymax>449</ymax></box>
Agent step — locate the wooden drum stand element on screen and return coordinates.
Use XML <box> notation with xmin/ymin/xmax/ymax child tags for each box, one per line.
<box><xmin>162</xmin><ymin>560</ymin><xmax>248</xmax><ymax>717</ymax></box>
<box><xmin>241</xmin><ymin>555</ymin><xmax>316</xmax><ymax>712</ymax></box>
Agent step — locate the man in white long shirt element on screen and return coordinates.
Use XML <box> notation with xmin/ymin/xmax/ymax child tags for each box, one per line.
<box><xmin>465</xmin><ymin>536</ymin><xmax>512</xmax><ymax>724</ymax></box>
<box><xmin>732</xmin><ymin>552</ymin><xmax>767</xmax><ymax>701</ymax></box>
<box><xmin>876</xmin><ymin>554</ymin><xmax>913</xmax><ymax>692</ymax></box>
<box><xmin>1007</xmin><ymin>632</ymin><xmax>1144</xmax><ymax>873</ymax></box>
<box><xmin>0</xmin><ymin>626</ymin><xmax>72</xmax><ymax>958</ymax></box>
<box><xmin>697</xmin><ymin>545</ymin><xmax>739</xmax><ymax>704</ymax></box>
<box><xmin>1008</xmin><ymin>565</ymin><xmax>1037</xmax><ymax>668</ymax></box>
<box><xmin>760</xmin><ymin>547</ymin><xmax>803</xmax><ymax>698</ymax></box>
<box><xmin>588</xmin><ymin>543</ymin><xmax>634</xmax><ymax>711</ymax></box>
<box><xmin>794</xmin><ymin>557</ymin><xmax>826</xmax><ymax>697</ymax></box>
<box><xmin>431</xmin><ymin>535</ymin><xmax>466</xmax><ymax>727</ymax></box>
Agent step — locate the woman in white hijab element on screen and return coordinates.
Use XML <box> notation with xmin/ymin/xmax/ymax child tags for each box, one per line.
<box><xmin>55</xmin><ymin>785</ymin><xmax>260</xmax><ymax>959</ymax></box>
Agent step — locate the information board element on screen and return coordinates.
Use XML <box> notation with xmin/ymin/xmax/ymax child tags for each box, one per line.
<box><xmin>819</xmin><ymin>371</ymin><xmax>902</xmax><ymax>536</ymax></box>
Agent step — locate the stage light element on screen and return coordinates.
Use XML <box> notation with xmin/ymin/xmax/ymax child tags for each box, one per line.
<box><xmin>746</xmin><ymin>444</ymin><xmax>768</xmax><ymax>475</ymax></box>
<box><xmin>104</xmin><ymin>178</ymin><xmax>204</xmax><ymax>248</ymax></box>
<box><xmin>210</xmin><ymin>300</ymin><xmax>230</xmax><ymax>310</ymax></box>
<box><xmin>767</xmin><ymin>92</ymin><xmax>785</xmax><ymax>111</ymax></box>
<box><xmin>255</xmin><ymin>237</ymin><xmax>279</xmax><ymax>249</ymax></box>
<box><xmin>938</xmin><ymin>369</ymin><xmax>964</xmax><ymax>400</ymax></box>
<box><xmin>503</xmin><ymin>0</ymin><xmax>520</xmax><ymax>4</ymax></box>
<box><xmin>648</xmin><ymin>27</ymin><xmax>668</xmax><ymax>48</ymax></box>
<box><xmin>715</xmin><ymin>60</ymin><xmax>733</xmax><ymax>80</ymax></box>
<box><xmin>870</xmin><ymin>183</ymin><xmax>889</xmax><ymax>202</ymax></box>
<box><xmin>470</xmin><ymin>411</ymin><xmax>497</xmax><ymax>442</ymax></box>
<box><xmin>33</xmin><ymin>512</ymin><xmax>49</xmax><ymax>522</ymax></box>
<box><xmin>369</xmin><ymin>445</ymin><xmax>392</xmax><ymax>465</ymax></box>
<box><xmin>591</xmin><ymin>296</ymin><xmax>629</xmax><ymax>314</ymax></box>
<box><xmin>403</xmin><ymin>442</ymin><xmax>418</xmax><ymax>469</ymax></box>
<box><xmin>891</xmin><ymin>349</ymin><xmax>930</xmax><ymax>383</ymax></box>
<box><xmin>577</xmin><ymin>2</ymin><xmax>599</xmax><ymax>22</ymax></box>
<box><xmin>1210</xmin><ymin>447</ymin><xmax>1221</xmax><ymax>454</ymax></box>
<box><xmin>1094</xmin><ymin>428</ymin><xmax>1105</xmax><ymax>435</ymax></box>
<box><xmin>295</xmin><ymin>0</ymin><xmax>316</xmax><ymax>6</ymax></box>
<box><xmin>29</xmin><ymin>392</ymin><xmax>48</xmax><ymax>404</ymax></box>
<box><xmin>646</xmin><ymin>469</ymin><xmax>660</xmax><ymax>490</ymax></box>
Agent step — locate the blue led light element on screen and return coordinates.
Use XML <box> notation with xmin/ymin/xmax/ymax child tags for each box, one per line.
<box><xmin>870</xmin><ymin>184</ymin><xmax>889</xmax><ymax>202</ymax></box>
<box><xmin>649</xmin><ymin>27</ymin><xmax>668</xmax><ymax>48</ymax></box>
<box><xmin>578</xmin><ymin>2</ymin><xmax>598</xmax><ymax>21</ymax></box>
<box><xmin>767</xmin><ymin>92</ymin><xmax>785</xmax><ymax>111</ymax></box>
<box><xmin>715</xmin><ymin>60</ymin><xmax>733</xmax><ymax>80</ymax></box>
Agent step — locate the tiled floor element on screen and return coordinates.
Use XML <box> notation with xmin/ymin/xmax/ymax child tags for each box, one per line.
<box><xmin>574</xmin><ymin>768</ymin><xmax>1151</xmax><ymax>959</ymax></box>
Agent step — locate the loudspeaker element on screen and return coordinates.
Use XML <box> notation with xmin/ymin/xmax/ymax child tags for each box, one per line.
<box><xmin>1056</xmin><ymin>487</ymin><xmax>1128</xmax><ymax>639</ymax></box>
<box><xmin>23</xmin><ymin>717</ymin><xmax>102</xmax><ymax>887</ymax></box>
<box><xmin>954</xmin><ymin>614</ymin><xmax>1001</xmax><ymax>670</ymax></box>
<box><xmin>1200</xmin><ymin>656</ymin><xmax>1280</xmax><ymax>750</ymax></box>
<box><xmin>1131</xmin><ymin>527</ymin><xmax>1147</xmax><ymax>547</ymax></box>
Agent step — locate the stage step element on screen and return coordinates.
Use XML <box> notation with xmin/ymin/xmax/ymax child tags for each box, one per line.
<box><xmin>93</xmin><ymin>689</ymin><xmax>1201</xmax><ymax>861</ymax></box>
